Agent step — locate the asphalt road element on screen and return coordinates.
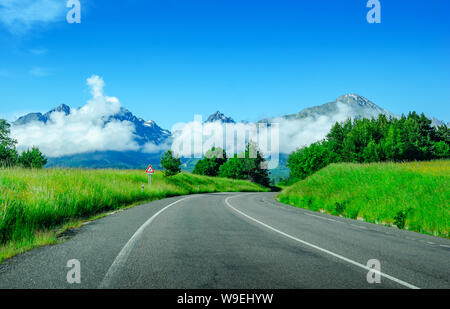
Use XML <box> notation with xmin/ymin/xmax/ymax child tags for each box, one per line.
<box><xmin>0</xmin><ymin>192</ymin><xmax>449</xmax><ymax>289</ymax></box>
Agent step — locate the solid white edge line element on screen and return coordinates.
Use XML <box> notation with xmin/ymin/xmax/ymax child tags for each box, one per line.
<box><xmin>99</xmin><ymin>195</ymin><xmax>197</xmax><ymax>288</ymax></box>
<box><xmin>225</xmin><ymin>194</ymin><xmax>420</xmax><ymax>289</ymax></box>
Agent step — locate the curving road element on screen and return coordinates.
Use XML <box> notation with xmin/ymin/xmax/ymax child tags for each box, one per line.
<box><xmin>0</xmin><ymin>192</ymin><xmax>449</xmax><ymax>289</ymax></box>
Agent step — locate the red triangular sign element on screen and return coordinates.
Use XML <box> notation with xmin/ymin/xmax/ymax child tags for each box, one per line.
<box><xmin>145</xmin><ymin>164</ymin><xmax>155</xmax><ymax>174</ymax></box>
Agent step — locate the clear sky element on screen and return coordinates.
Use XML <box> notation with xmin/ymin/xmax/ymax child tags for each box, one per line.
<box><xmin>0</xmin><ymin>0</ymin><xmax>449</xmax><ymax>129</ymax></box>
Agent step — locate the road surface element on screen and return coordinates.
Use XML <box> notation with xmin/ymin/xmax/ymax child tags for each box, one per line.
<box><xmin>0</xmin><ymin>192</ymin><xmax>449</xmax><ymax>288</ymax></box>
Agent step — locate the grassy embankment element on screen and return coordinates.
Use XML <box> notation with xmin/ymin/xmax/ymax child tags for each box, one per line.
<box><xmin>0</xmin><ymin>169</ymin><xmax>268</xmax><ymax>263</ymax></box>
<box><xmin>277</xmin><ymin>160</ymin><xmax>449</xmax><ymax>238</ymax></box>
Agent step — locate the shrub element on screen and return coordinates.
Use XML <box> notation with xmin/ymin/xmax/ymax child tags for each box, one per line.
<box><xmin>394</xmin><ymin>210</ymin><xmax>407</xmax><ymax>229</ymax></box>
<box><xmin>18</xmin><ymin>147</ymin><xmax>47</xmax><ymax>168</ymax></box>
<box><xmin>193</xmin><ymin>147</ymin><xmax>227</xmax><ymax>176</ymax></box>
<box><xmin>160</xmin><ymin>150</ymin><xmax>181</xmax><ymax>176</ymax></box>
<box><xmin>335</xmin><ymin>202</ymin><xmax>346</xmax><ymax>215</ymax></box>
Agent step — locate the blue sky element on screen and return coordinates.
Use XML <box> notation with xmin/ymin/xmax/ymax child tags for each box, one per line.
<box><xmin>0</xmin><ymin>0</ymin><xmax>449</xmax><ymax>129</ymax></box>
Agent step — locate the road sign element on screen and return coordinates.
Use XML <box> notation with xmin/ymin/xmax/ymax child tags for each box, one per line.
<box><xmin>145</xmin><ymin>164</ymin><xmax>154</xmax><ymax>187</ymax></box>
<box><xmin>146</xmin><ymin>164</ymin><xmax>155</xmax><ymax>174</ymax></box>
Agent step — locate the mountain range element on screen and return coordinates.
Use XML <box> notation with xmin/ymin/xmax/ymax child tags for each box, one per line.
<box><xmin>14</xmin><ymin>104</ymin><xmax>171</xmax><ymax>146</ymax></box>
<box><xmin>11</xmin><ymin>94</ymin><xmax>448</xmax><ymax>175</ymax></box>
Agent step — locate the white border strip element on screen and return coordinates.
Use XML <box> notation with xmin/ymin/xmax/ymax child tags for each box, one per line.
<box><xmin>225</xmin><ymin>194</ymin><xmax>420</xmax><ymax>289</ymax></box>
<box><xmin>99</xmin><ymin>195</ymin><xmax>197</xmax><ymax>288</ymax></box>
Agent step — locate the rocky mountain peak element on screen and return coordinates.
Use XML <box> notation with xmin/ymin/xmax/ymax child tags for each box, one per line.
<box><xmin>205</xmin><ymin>111</ymin><xmax>235</xmax><ymax>123</ymax></box>
<box><xmin>336</xmin><ymin>94</ymin><xmax>376</xmax><ymax>108</ymax></box>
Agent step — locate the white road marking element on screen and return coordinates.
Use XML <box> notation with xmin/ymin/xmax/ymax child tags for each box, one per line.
<box><xmin>351</xmin><ymin>224</ymin><xmax>368</xmax><ymax>230</ymax></box>
<box><xmin>440</xmin><ymin>244</ymin><xmax>450</xmax><ymax>248</ymax></box>
<box><xmin>99</xmin><ymin>195</ymin><xmax>198</xmax><ymax>288</ymax></box>
<box><xmin>304</xmin><ymin>212</ymin><xmax>341</xmax><ymax>223</ymax></box>
<box><xmin>225</xmin><ymin>195</ymin><xmax>420</xmax><ymax>289</ymax></box>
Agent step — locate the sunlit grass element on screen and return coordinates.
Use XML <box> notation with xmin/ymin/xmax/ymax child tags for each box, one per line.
<box><xmin>0</xmin><ymin>168</ymin><xmax>267</xmax><ymax>263</ymax></box>
<box><xmin>277</xmin><ymin>160</ymin><xmax>449</xmax><ymax>238</ymax></box>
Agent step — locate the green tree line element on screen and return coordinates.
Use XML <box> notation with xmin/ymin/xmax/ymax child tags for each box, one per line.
<box><xmin>161</xmin><ymin>142</ymin><xmax>271</xmax><ymax>187</ymax></box>
<box><xmin>0</xmin><ymin>119</ymin><xmax>47</xmax><ymax>168</ymax></box>
<box><xmin>287</xmin><ymin>112</ymin><xmax>450</xmax><ymax>180</ymax></box>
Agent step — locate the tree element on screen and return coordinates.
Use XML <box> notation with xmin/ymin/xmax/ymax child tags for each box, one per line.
<box><xmin>432</xmin><ymin>141</ymin><xmax>449</xmax><ymax>158</ymax></box>
<box><xmin>193</xmin><ymin>147</ymin><xmax>227</xmax><ymax>176</ymax></box>
<box><xmin>218</xmin><ymin>142</ymin><xmax>270</xmax><ymax>186</ymax></box>
<box><xmin>0</xmin><ymin>119</ymin><xmax>18</xmax><ymax>167</ymax></box>
<box><xmin>18</xmin><ymin>147</ymin><xmax>47</xmax><ymax>168</ymax></box>
<box><xmin>160</xmin><ymin>150</ymin><xmax>181</xmax><ymax>176</ymax></box>
<box><xmin>218</xmin><ymin>156</ymin><xmax>246</xmax><ymax>180</ymax></box>
<box><xmin>362</xmin><ymin>139</ymin><xmax>381</xmax><ymax>163</ymax></box>
<box><xmin>243</xmin><ymin>142</ymin><xmax>270</xmax><ymax>186</ymax></box>
<box><xmin>287</xmin><ymin>141</ymin><xmax>332</xmax><ymax>180</ymax></box>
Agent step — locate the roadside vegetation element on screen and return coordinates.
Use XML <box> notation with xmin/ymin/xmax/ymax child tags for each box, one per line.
<box><xmin>279</xmin><ymin>112</ymin><xmax>449</xmax><ymax>237</ymax></box>
<box><xmin>278</xmin><ymin>160</ymin><xmax>449</xmax><ymax>237</ymax></box>
<box><xmin>0</xmin><ymin>169</ymin><xmax>268</xmax><ymax>263</ymax></box>
<box><xmin>287</xmin><ymin>112</ymin><xmax>449</xmax><ymax>181</ymax></box>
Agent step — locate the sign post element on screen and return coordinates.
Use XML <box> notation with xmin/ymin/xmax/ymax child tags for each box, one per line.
<box><xmin>145</xmin><ymin>164</ymin><xmax>155</xmax><ymax>188</ymax></box>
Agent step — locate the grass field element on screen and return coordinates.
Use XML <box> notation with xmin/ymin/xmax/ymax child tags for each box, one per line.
<box><xmin>0</xmin><ymin>168</ymin><xmax>268</xmax><ymax>263</ymax></box>
<box><xmin>277</xmin><ymin>160</ymin><xmax>449</xmax><ymax>238</ymax></box>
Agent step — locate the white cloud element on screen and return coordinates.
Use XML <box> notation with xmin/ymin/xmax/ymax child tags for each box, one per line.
<box><xmin>142</xmin><ymin>140</ymin><xmax>172</xmax><ymax>154</ymax></box>
<box><xmin>169</xmin><ymin>102</ymin><xmax>355</xmax><ymax>159</ymax></box>
<box><xmin>0</xmin><ymin>0</ymin><xmax>66</xmax><ymax>34</ymax></box>
<box><xmin>11</xmin><ymin>75</ymin><xmax>141</xmax><ymax>157</ymax></box>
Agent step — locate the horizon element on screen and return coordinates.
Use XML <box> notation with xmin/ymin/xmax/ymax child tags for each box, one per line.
<box><xmin>1</xmin><ymin>0</ymin><xmax>449</xmax><ymax>130</ymax></box>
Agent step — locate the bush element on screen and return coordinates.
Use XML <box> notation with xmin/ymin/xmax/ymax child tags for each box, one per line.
<box><xmin>394</xmin><ymin>210</ymin><xmax>407</xmax><ymax>229</ymax></box>
<box><xmin>334</xmin><ymin>202</ymin><xmax>346</xmax><ymax>215</ymax></box>
<box><xmin>160</xmin><ymin>150</ymin><xmax>181</xmax><ymax>176</ymax></box>
<box><xmin>18</xmin><ymin>147</ymin><xmax>47</xmax><ymax>168</ymax></box>
<box><xmin>193</xmin><ymin>147</ymin><xmax>227</xmax><ymax>176</ymax></box>
<box><xmin>218</xmin><ymin>156</ymin><xmax>246</xmax><ymax>180</ymax></box>
<box><xmin>287</xmin><ymin>141</ymin><xmax>333</xmax><ymax>180</ymax></box>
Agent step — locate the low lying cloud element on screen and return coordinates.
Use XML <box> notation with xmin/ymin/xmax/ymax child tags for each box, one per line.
<box><xmin>142</xmin><ymin>139</ymin><xmax>172</xmax><ymax>154</ymax></box>
<box><xmin>0</xmin><ymin>0</ymin><xmax>66</xmax><ymax>34</ymax></box>
<box><xmin>170</xmin><ymin>102</ymin><xmax>354</xmax><ymax>160</ymax></box>
<box><xmin>11</xmin><ymin>75</ymin><xmax>141</xmax><ymax>157</ymax></box>
<box><xmin>275</xmin><ymin>102</ymin><xmax>353</xmax><ymax>153</ymax></box>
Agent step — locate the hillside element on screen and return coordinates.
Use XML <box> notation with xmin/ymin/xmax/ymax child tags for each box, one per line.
<box><xmin>277</xmin><ymin>161</ymin><xmax>450</xmax><ymax>237</ymax></box>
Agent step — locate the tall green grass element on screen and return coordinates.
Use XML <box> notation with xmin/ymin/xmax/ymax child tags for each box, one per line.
<box><xmin>277</xmin><ymin>161</ymin><xmax>449</xmax><ymax>237</ymax></box>
<box><xmin>0</xmin><ymin>169</ymin><xmax>267</xmax><ymax>262</ymax></box>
